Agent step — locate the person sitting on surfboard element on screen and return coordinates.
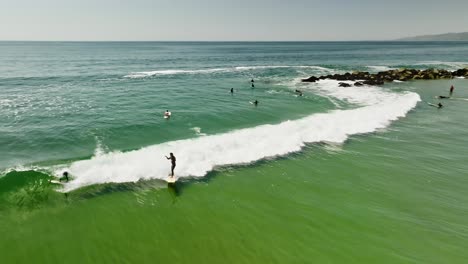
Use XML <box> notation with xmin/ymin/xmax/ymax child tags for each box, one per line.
<box><xmin>165</xmin><ymin>153</ymin><xmax>176</xmax><ymax>177</ymax></box>
<box><xmin>230</xmin><ymin>88</ymin><xmax>234</xmax><ymax>94</ymax></box>
<box><xmin>253</xmin><ymin>100</ymin><xmax>258</xmax><ymax>106</ymax></box>
<box><xmin>59</xmin><ymin>171</ymin><xmax>69</xmax><ymax>182</ymax></box>
<box><xmin>164</xmin><ymin>110</ymin><xmax>171</xmax><ymax>119</ymax></box>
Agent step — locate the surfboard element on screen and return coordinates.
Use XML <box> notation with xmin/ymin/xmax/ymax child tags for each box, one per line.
<box><xmin>427</xmin><ymin>103</ymin><xmax>442</xmax><ymax>108</ymax></box>
<box><xmin>50</xmin><ymin>180</ymin><xmax>63</xmax><ymax>184</ymax></box>
<box><xmin>164</xmin><ymin>112</ymin><xmax>172</xmax><ymax>119</ymax></box>
<box><xmin>165</xmin><ymin>175</ymin><xmax>177</xmax><ymax>183</ymax></box>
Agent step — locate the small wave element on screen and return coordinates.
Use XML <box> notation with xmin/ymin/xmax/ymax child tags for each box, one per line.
<box><xmin>414</xmin><ymin>61</ymin><xmax>468</xmax><ymax>70</ymax></box>
<box><xmin>124</xmin><ymin>68</ymin><xmax>230</xmax><ymax>78</ymax></box>
<box><xmin>55</xmin><ymin>82</ymin><xmax>420</xmax><ymax>192</ymax></box>
<box><xmin>125</xmin><ymin>65</ymin><xmax>334</xmax><ymax>78</ymax></box>
<box><xmin>234</xmin><ymin>65</ymin><xmax>333</xmax><ymax>71</ymax></box>
<box><xmin>367</xmin><ymin>66</ymin><xmax>395</xmax><ymax>72</ymax></box>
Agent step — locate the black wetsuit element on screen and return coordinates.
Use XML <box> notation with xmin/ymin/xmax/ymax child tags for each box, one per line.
<box><xmin>168</xmin><ymin>155</ymin><xmax>176</xmax><ymax>176</ymax></box>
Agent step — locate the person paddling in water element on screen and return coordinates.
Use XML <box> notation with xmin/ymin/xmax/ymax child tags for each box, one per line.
<box><xmin>165</xmin><ymin>153</ymin><xmax>176</xmax><ymax>177</ymax></box>
<box><xmin>164</xmin><ymin>110</ymin><xmax>171</xmax><ymax>119</ymax></box>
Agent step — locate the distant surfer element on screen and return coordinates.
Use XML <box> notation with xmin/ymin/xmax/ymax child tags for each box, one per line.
<box><xmin>450</xmin><ymin>85</ymin><xmax>454</xmax><ymax>96</ymax></box>
<box><xmin>428</xmin><ymin>102</ymin><xmax>443</xmax><ymax>109</ymax></box>
<box><xmin>251</xmin><ymin>83</ymin><xmax>255</xmax><ymax>88</ymax></box>
<box><xmin>230</xmin><ymin>88</ymin><xmax>234</xmax><ymax>94</ymax></box>
<box><xmin>165</xmin><ymin>153</ymin><xmax>176</xmax><ymax>177</ymax></box>
<box><xmin>251</xmin><ymin>78</ymin><xmax>254</xmax><ymax>83</ymax></box>
<box><xmin>164</xmin><ymin>110</ymin><xmax>171</xmax><ymax>119</ymax></box>
<box><xmin>253</xmin><ymin>100</ymin><xmax>258</xmax><ymax>106</ymax></box>
<box><xmin>295</xmin><ymin>89</ymin><xmax>303</xmax><ymax>96</ymax></box>
<box><xmin>437</xmin><ymin>95</ymin><xmax>450</xmax><ymax>99</ymax></box>
<box><xmin>60</xmin><ymin>171</ymin><xmax>69</xmax><ymax>182</ymax></box>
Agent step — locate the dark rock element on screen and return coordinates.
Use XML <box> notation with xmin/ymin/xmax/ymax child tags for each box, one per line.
<box><xmin>300</xmin><ymin>67</ymin><xmax>467</xmax><ymax>85</ymax></box>
<box><xmin>338</xmin><ymin>82</ymin><xmax>352</xmax><ymax>87</ymax></box>
<box><xmin>363</xmin><ymin>79</ymin><xmax>384</xmax><ymax>85</ymax></box>
<box><xmin>302</xmin><ymin>76</ymin><xmax>319</xmax><ymax>82</ymax></box>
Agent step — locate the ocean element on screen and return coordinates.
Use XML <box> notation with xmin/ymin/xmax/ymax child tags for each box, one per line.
<box><xmin>1</xmin><ymin>41</ymin><xmax>468</xmax><ymax>263</ymax></box>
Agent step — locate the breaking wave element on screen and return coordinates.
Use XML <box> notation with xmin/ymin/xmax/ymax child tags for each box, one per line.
<box><xmin>55</xmin><ymin>81</ymin><xmax>420</xmax><ymax>192</ymax></box>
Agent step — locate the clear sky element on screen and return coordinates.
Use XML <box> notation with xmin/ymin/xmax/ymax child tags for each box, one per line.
<box><xmin>1</xmin><ymin>0</ymin><xmax>467</xmax><ymax>41</ymax></box>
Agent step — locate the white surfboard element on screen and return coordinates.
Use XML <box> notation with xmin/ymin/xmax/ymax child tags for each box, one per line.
<box><xmin>165</xmin><ymin>175</ymin><xmax>177</xmax><ymax>183</ymax></box>
<box><xmin>427</xmin><ymin>102</ymin><xmax>442</xmax><ymax>108</ymax></box>
<box><xmin>164</xmin><ymin>112</ymin><xmax>172</xmax><ymax>119</ymax></box>
<box><xmin>50</xmin><ymin>180</ymin><xmax>63</xmax><ymax>184</ymax></box>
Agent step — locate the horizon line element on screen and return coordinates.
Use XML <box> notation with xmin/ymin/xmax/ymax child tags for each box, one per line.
<box><xmin>1</xmin><ymin>39</ymin><xmax>468</xmax><ymax>43</ymax></box>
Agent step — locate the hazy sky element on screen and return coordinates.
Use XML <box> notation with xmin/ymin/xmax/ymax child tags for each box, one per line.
<box><xmin>1</xmin><ymin>0</ymin><xmax>467</xmax><ymax>41</ymax></box>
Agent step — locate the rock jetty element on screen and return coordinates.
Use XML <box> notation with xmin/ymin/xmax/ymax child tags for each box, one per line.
<box><xmin>302</xmin><ymin>68</ymin><xmax>468</xmax><ymax>86</ymax></box>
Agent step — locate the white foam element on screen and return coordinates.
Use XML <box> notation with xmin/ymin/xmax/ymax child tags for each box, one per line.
<box><xmin>124</xmin><ymin>68</ymin><xmax>230</xmax><ymax>78</ymax></box>
<box><xmin>190</xmin><ymin>127</ymin><xmax>207</xmax><ymax>136</ymax></box>
<box><xmin>367</xmin><ymin>66</ymin><xmax>395</xmax><ymax>72</ymax></box>
<box><xmin>125</xmin><ymin>65</ymin><xmax>334</xmax><ymax>78</ymax></box>
<box><xmin>57</xmin><ymin>83</ymin><xmax>420</xmax><ymax>192</ymax></box>
<box><xmin>310</xmin><ymin>79</ymin><xmax>393</xmax><ymax>106</ymax></box>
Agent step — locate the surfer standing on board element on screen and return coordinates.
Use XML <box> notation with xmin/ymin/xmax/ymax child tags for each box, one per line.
<box><xmin>450</xmin><ymin>85</ymin><xmax>454</xmax><ymax>96</ymax></box>
<box><xmin>165</xmin><ymin>153</ymin><xmax>176</xmax><ymax>177</ymax></box>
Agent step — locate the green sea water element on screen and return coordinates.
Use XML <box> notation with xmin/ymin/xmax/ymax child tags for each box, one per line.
<box><xmin>1</xmin><ymin>42</ymin><xmax>468</xmax><ymax>263</ymax></box>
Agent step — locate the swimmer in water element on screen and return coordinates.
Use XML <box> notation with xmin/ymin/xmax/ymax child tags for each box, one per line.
<box><xmin>164</xmin><ymin>110</ymin><xmax>171</xmax><ymax>119</ymax></box>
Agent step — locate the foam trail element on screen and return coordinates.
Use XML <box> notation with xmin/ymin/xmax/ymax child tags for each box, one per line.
<box><xmin>58</xmin><ymin>84</ymin><xmax>420</xmax><ymax>192</ymax></box>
